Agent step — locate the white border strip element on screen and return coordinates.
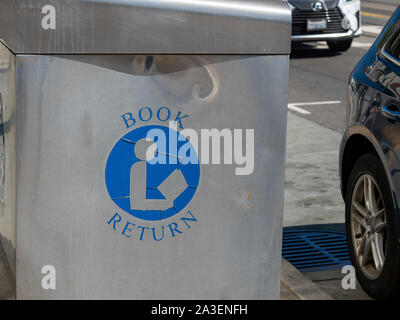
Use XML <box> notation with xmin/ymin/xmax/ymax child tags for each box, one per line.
<box><xmin>288</xmin><ymin>101</ymin><xmax>342</xmax><ymax>115</ymax></box>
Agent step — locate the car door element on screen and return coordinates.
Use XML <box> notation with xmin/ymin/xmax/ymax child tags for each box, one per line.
<box><xmin>371</xmin><ymin>20</ymin><xmax>400</xmax><ymax>188</ymax></box>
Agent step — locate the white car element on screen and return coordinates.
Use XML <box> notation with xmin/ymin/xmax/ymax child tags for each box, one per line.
<box><xmin>288</xmin><ymin>0</ymin><xmax>361</xmax><ymax>51</ymax></box>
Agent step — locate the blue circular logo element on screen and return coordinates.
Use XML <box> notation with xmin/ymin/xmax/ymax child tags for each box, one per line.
<box><xmin>105</xmin><ymin>125</ymin><xmax>200</xmax><ymax>221</ymax></box>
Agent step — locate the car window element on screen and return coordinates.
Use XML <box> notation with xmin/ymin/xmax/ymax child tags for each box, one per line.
<box><xmin>386</xmin><ymin>30</ymin><xmax>400</xmax><ymax>60</ymax></box>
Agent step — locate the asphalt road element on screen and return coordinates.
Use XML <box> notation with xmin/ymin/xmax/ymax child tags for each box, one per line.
<box><xmin>289</xmin><ymin>0</ymin><xmax>397</xmax><ymax>133</ymax></box>
<box><xmin>284</xmin><ymin>0</ymin><xmax>397</xmax><ymax>226</ymax></box>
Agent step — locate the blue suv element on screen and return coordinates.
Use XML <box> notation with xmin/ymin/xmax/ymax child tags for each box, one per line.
<box><xmin>340</xmin><ymin>5</ymin><xmax>400</xmax><ymax>299</ymax></box>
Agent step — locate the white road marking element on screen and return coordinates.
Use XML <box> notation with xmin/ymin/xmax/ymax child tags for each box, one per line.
<box><xmin>288</xmin><ymin>101</ymin><xmax>342</xmax><ymax>115</ymax></box>
<box><xmin>288</xmin><ymin>104</ymin><xmax>311</xmax><ymax>114</ymax></box>
<box><xmin>362</xmin><ymin>25</ymin><xmax>383</xmax><ymax>35</ymax></box>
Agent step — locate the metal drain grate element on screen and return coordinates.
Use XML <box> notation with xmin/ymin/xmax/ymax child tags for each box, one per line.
<box><xmin>282</xmin><ymin>226</ymin><xmax>351</xmax><ymax>271</ymax></box>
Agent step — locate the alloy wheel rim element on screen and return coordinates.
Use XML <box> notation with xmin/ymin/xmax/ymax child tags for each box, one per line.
<box><xmin>350</xmin><ymin>174</ymin><xmax>387</xmax><ymax>279</ymax></box>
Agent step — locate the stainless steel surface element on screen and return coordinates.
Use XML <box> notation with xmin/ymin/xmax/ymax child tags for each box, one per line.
<box><xmin>291</xmin><ymin>30</ymin><xmax>353</xmax><ymax>41</ymax></box>
<box><xmin>351</xmin><ymin>174</ymin><xmax>387</xmax><ymax>279</ymax></box>
<box><xmin>0</xmin><ymin>0</ymin><xmax>291</xmax><ymax>54</ymax></box>
<box><xmin>16</xmin><ymin>54</ymin><xmax>289</xmax><ymax>299</ymax></box>
<box><xmin>0</xmin><ymin>42</ymin><xmax>16</xmax><ymax>279</ymax></box>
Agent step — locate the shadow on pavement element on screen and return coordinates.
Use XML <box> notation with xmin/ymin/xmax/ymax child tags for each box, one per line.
<box><xmin>290</xmin><ymin>43</ymin><xmax>342</xmax><ymax>59</ymax></box>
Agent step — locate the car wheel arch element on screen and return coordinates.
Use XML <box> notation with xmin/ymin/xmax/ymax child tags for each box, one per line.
<box><xmin>341</xmin><ymin>134</ymin><xmax>377</xmax><ymax>197</ymax></box>
<box><xmin>341</xmin><ymin>130</ymin><xmax>397</xmax><ymax>202</ymax></box>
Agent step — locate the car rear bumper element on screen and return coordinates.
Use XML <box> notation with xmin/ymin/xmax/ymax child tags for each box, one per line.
<box><xmin>291</xmin><ymin>29</ymin><xmax>354</xmax><ymax>42</ymax></box>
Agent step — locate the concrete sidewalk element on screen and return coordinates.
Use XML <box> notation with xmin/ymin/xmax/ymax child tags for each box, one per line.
<box><xmin>280</xmin><ymin>258</ymin><xmax>373</xmax><ymax>300</ymax></box>
<box><xmin>284</xmin><ymin>112</ymin><xmax>345</xmax><ymax>226</ymax></box>
<box><xmin>282</xmin><ymin>111</ymin><xmax>371</xmax><ymax>300</ymax></box>
<box><xmin>280</xmin><ymin>259</ymin><xmax>333</xmax><ymax>300</ymax></box>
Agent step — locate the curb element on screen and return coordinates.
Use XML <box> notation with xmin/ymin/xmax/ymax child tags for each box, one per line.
<box><xmin>281</xmin><ymin>258</ymin><xmax>334</xmax><ymax>300</ymax></box>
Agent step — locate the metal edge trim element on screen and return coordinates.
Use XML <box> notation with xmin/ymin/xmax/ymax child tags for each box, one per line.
<box><xmin>380</xmin><ymin>49</ymin><xmax>400</xmax><ymax>68</ymax></box>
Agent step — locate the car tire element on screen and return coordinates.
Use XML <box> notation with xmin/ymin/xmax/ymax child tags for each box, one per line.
<box><xmin>327</xmin><ymin>38</ymin><xmax>353</xmax><ymax>52</ymax></box>
<box><xmin>345</xmin><ymin>153</ymin><xmax>400</xmax><ymax>299</ymax></box>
